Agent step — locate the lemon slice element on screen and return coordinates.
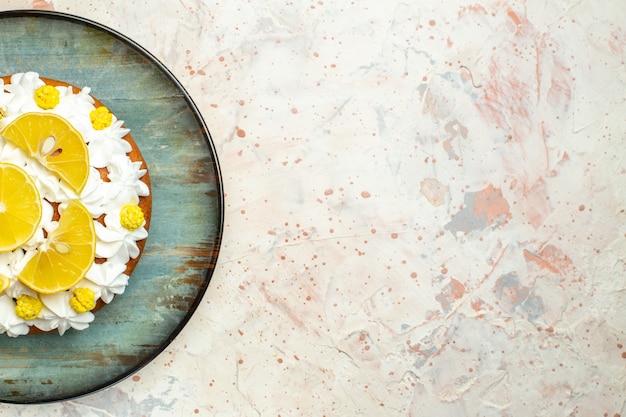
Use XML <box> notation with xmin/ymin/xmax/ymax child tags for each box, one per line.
<box><xmin>0</xmin><ymin>162</ymin><xmax>43</xmax><ymax>252</ymax></box>
<box><xmin>1</xmin><ymin>112</ymin><xmax>89</xmax><ymax>194</ymax></box>
<box><xmin>0</xmin><ymin>274</ymin><xmax>10</xmax><ymax>293</ymax></box>
<box><xmin>18</xmin><ymin>200</ymin><xmax>95</xmax><ymax>294</ymax></box>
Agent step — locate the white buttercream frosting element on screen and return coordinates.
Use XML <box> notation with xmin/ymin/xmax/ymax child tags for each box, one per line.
<box><xmin>0</xmin><ymin>72</ymin><xmax>149</xmax><ymax>336</ymax></box>
<box><xmin>0</xmin><ymin>296</ymin><xmax>30</xmax><ymax>337</ymax></box>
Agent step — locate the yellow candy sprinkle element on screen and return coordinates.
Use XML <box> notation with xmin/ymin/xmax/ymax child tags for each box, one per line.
<box><xmin>34</xmin><ymin>85</ymin><xmax>60</xmax><ymax>110</ymax></box>
<box><xmin>90</xmin><ymin>106</ymin><xmax>113</xmax><ymax>130</ymax></box>
<box><xmin>120</xmin><ymin>204</ymin><xmax>145</xmax><ymax>231</ymax></box>
<box><xmin>15</xmin><ymin>294</ymin><xmax>43</xmax><ymax>320</ymax></box>
<box><xmin>69</xmin><ymin>287</ymin><xmax>96</xmax><ymax>313</ymax></box>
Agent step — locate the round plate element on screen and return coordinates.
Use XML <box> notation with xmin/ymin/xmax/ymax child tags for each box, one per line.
<box><xmin>0</xmin><ymin>10</ymin><xmax>223</xmax><ymax>403</ymax></box>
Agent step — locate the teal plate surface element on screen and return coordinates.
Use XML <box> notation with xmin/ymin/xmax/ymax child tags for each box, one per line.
<box><xmin>0</xmin><ymin>10</ymin><xmax>223</xmax><ymax>403</ymax></box>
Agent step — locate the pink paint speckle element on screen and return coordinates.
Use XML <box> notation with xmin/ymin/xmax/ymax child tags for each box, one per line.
<box><xmin>524</xmin><ymin>244</ymin><xmax>573</xmax><ymax>275</ymax></box>
<box><xmin>435</xmin><ymin>278</ymin><xmax>465</xmax><ymax>312</ymax></box>
<box><xmin>420</xmin><ymin>178</ymin><xmax>448</xmax><ymax>207</ymax></box>
<box><xmin>32</xmin><ymin>0</ymin><xmax>54</xmax><ymax>10</ymax></box>
<box><xmin>445</xmin><ymin>184</ymin><xmax>511</xmax><ymax>234</ymax></box>
<box><xmin>472</xmin><ymin>184</ymin><xmax>511</xmax><ymax>226</ymax></box>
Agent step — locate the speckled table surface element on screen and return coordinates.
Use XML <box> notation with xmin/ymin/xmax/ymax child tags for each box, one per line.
<box><xmin>1</xmin><ymin>0</ymin><xmax>625</xmax><ymax>415</ymax></box>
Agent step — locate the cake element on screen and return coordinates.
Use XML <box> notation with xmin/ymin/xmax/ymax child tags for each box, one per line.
<box><xmin>0</xmin><ymin>72</ymin><xmax>151</xmax><ymax>336</ymax></box>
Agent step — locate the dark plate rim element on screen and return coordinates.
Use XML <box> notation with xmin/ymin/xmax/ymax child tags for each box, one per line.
<box><xmin>0</xmin><ymin>9</ymin><xmax>224</xmax><ymax>405</ymax></box>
